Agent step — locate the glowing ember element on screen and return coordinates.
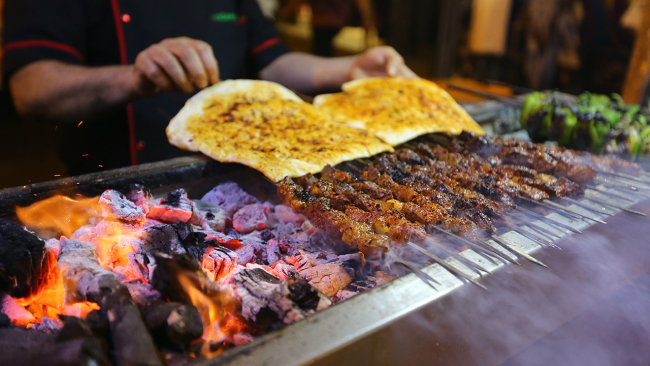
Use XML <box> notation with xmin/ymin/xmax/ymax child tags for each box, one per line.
<box><xmin>16</xmin><ymin>195</ymin><xmax>101</xmax><ymax>238</ymax></box>
<box><xmin>175</xmin><ymin>267</ymin><xmax>246</xmax><ymax>357</ymax></box>
<box><xmin>4</xmin><ymin>247</ymin><xmax>99</xmax><ymax>327</ymax></box>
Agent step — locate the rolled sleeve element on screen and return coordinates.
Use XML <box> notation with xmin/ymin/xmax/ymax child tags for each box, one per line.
<box><xmin>1</xmin><ymin>0</ymin><xmax>86</xmax><ymax>86</ymax></box>
<box><xmin>242</xmin><ymin>0</ymin><xmax>291</xmax><ymax>72</ymax></box>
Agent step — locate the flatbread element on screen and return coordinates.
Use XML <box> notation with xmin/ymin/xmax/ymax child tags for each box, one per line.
<box><xmin>167</xmin><ymin>80</ymin><xmax>392</xmax><ymax>182</ymax></box>
<box><xmin>313</xmin><ymin>77</ymin><xmax>484</xmax><ymax>146</ymax></box>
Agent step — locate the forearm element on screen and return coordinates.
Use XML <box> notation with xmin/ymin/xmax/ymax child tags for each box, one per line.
<box><xmin>10</xmin><ymin>60</ymin><xmax>141</xmax><ymax>122</ymax></box>
<box><xmin>259</xmin><ymin>52</ymin><xmax>356</xmax><ymax>95</ymax></box>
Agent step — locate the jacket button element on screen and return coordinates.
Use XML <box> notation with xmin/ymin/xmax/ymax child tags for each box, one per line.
<box><xmin>136</xmin><ymin>141</ymin><xmax>145</xmax><ymax>151</ymax></box>
<box><xmin>122</xmin><ymin>14</ymin><xmax>131</xmax><ymax>23</ymax></box>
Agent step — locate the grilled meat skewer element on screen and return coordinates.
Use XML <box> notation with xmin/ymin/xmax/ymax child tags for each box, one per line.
<box><xmin>459</xmin><ymin>133</ymin><xmax>597</xmax><ymax>184</ymax></box>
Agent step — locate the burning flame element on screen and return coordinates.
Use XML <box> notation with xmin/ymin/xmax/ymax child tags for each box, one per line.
<box><xmin>16</xmin><ymin>195</ymin><xmax>101</xmax><ymax>238</ymax></box>
<box><xmin>17</xmin><ymin>194</ymin><xmax>142</xmax><ymax>277</ymax></box>
<box><xmin>175</xmin><ymin>269</ymin><xmax>246</xmax><ymax>357</ymax></box>
<box><xmin>10</xmin><ymin>195</ymin><xmax>118</xmax><ymax>326</ymax></box>
<box><xmin>5</xmin><ymin>247</ymin><xmax>99</xmax><ymax>327</ymax></box>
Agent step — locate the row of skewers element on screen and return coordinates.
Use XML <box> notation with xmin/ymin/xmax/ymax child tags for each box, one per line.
<box><xmin>277</xmin><ymin>133</ymin><xmax>650</xmax><ymax>289</ymax></box>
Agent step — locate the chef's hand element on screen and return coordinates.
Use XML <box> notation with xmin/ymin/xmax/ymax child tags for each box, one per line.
<box><xmin>133</xmin><ymin>37</ymin><xmax>220</xmax><ymax>95</ymax></box>
<box><xmin>349</xmin><ymin>46</ymin><xmax>418</xmax><ymax>80</ymax></box>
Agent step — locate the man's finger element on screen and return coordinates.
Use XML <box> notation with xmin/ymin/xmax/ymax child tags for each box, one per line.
<box><xmin>150</xmin><ymin>45</ymin><xmax>194</xmax><ymax>93</ymax></box>
<box><xmin>137</xmin><ymin>54</ymin><xmax>175</xmax><ymax>92</ymax></box>
<box><xmin>395</xmin><ymin>65</ymin><xmax>419</xmax><ymax>79</ymax></box>
<box><xmin>170</xmin><ymin>44</ymin><xmax>209</xmax><ymax>89</ymax></box>
<box><xmin>383</xmin><ymin>47</ymin><xmax>405</xmax><ymax>77</ymax></box>
<box><xmin>193</xmin><ymin>42</ymin><xmax>220</xmax><ymax>85</ymax></box>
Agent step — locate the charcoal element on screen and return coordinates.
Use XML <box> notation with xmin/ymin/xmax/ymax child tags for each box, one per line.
<box><xmin>368</xmin><ymin>271</ymin><xmax>396</xmax><ymax>286</ymax></box>
<box><xmin>126</xmin><ymin>283</ymin><xmax>161</xmax><ymax>305</ymax></box>
<box><xmin>233</xmin><ymin>204</ymin><xmax>268</xmax><ymax>234</ymax></box>
<box><xmin>99</xmin><ymin>190</ymin><xmax>146</xmax><ymax>222</ymax></box>
<box><xmin>335</xmin><ymin>289</ymin><xmax>357</xmax><ymax>301</ymax></box>
<box><xmin>271</xmin><ymin>262</ymin><xmax>301</xmax><ymax>281</ymax></box>
<box><xmin>148</xmin><ymin>189</ymin><xmax>193</xmax><ymax>223</ymax></box>
<box><xmin>31</xmin><ymin>316</ymin><xmax>63</xmax><ymax>332</ymax></box>
<box><xmin>84</xmin><ymin>310</ymin><xmax>110</xmax><ymax>341</ymax></box>
<box><xmin>285</xmin><ymin>250</ymin><xmax>321</xmax><ymax>272</ymax></box>
<box><xmin>201</xmin><ymin>182</ymin><xmax>259</xmax><ymax>218</ymax></box>
<box><xmin>56</xmin><ymin>316</ymin><xmax>96</xmax><ymax>343</ymax></box>
<box><xmin>324</xmin><ymin>252</ymin><xmax>365</xmax><ymax>277</ymax></box>
<box><xmin>143</xmin><ymin>300</ymin><xmax>203</xmax><ymax>350</ymax></box>
<box><xmin>273</xmin><ymin>204</ymin><xmax>305</xmax><ymax>224</ymax></box>
<box><xmin>266</xmin><ymin>239</ymin><xmax>282</xmax><ymax>266</ymax></box>
<box><xmin>172</xmin><ymin>222</ymin><xmax>208</xmax><ymax>263</ymax></box>
<box><xmin>200</xmin><ymin>230</ymin><xmax>243</xmax><ymax>251</ymax></box>
<box><xmin>151</xmin><ymin>253</ymin><xmax>232</xmax><ymax>307</ymax></box>
<box><xmin>300</xmin><ymin>263</ymin><xmax>353</xmax><ymax>298</ymax></box>
<box><xmin>202</xmin><ymin>247</ymin><xmax>239</xmax><ymax>282</ymax></box>
<box><xmin>128</xmin><ymin>223</ymin><xmax>207</xmax><ymax>281</ymax></box>
<box><xmin>259</xmin><ymin>229</ymin><xmax>275</xmax><ymax>241</ymax></box>
<box><xmin>0</xmin><ymin>312</ymin><xmax>10</xmax><ymax>328</ymax></box>
<box><xmin>231</xmin><ymin>268</ymin><xmax>304</xmax><ymax>330</ymax></box>
<box><xmin>58</xmin><ymin>240</ymin><xmax>162</xmax><ymax>366</ymax></box>
<box><xmin>190</xmin><ymin>200</ymin><xmax>226</xmax><ymax>232</ymax></box>
<box><xmin>235</xmin><ymin>244</ymin><xmax>258</xmax><ymax>265</ymax></box>
<box><xmin>123</xmin><ymin>183</ymin><xmax>155</xmax><ymax>214</ymax></box>
<box><xmin>0</xmin><ymin>327</ymin><xmax>107</xmax><ymax>366</ymax></box>
<box><xmin>0</xmin><ymin>219</ymin><xmax>53</xmax><ymax>299</ymax></box>
<box><xmin>286</xmin><ymin>278</ymin><xmax>331</xmax><ymax>311</ymax></box>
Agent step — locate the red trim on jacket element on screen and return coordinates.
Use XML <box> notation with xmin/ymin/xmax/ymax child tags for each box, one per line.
<box><xmin>251</xmin><ymin>38</ymin><xmax>280</xmax><ymax>55</ymax></box>
<box><xmin>2</xmin><ymin>40</ymin><xmax>84</xmax><ymax>62</ymax></box>
<box><xmin>110</xmin><ymin>0</ymin><xmax>138</xmax><ymax>166</ymax></box>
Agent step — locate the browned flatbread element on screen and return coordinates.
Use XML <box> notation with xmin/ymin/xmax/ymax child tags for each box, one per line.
<box><xmin>167</xmin><ymin>80</ymin><xmax>392</xmax><ymax>182</ymax></box>
<box><xmin>313</xmin><ymin>77</ymin><xmax>484</xmax><ymax>146</ymax></box>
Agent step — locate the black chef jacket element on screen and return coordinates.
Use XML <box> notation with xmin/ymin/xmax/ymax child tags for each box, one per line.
<box><xmin>2</xmin><ymin>0</ymin><xmax>290</xmax><ymax>175</ymax></box>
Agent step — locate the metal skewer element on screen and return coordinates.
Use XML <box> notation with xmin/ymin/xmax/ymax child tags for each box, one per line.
<box><xmin>421</xmin><ymin>237</ymin><xmax>492</xmax><ymax>274</ymax></box>
<box><xmin>581</xmin><ymin>196</ymin><xmax>647</xmax><ymax>216</ymax></box>
<box><xmin>594</xmin><ymin>177</ymin><xmax>647</xmax><ymax>193</ymax></box>
<box><xmin>489</xmin><ymin>236</ymin><xmax>548</xmax><ymax>268</ymax></box>
<box><xmin>561</xmin><ymin>197</ymin><xmax>615</xmax><ymax>216</ymax></box>
<box><xmin>516</xmin><ymin>221</ymin><xmax>563</xmax><ymax>248</ymax></box>
<box><xmin>515</xmin><ymin>206</ymin><xmax>582</xmax><ymax>234</ymax></box>
<box><xmin>429</xmin><ymin>225</ymin><xmax>515</xmax><ymax>266</ymax></box>
<box><xmin>406</xmin><ymin>242</ymin><xmax>488</xmax><ymax>290</ymax></box>
<box><xmin>386</xmin><ymin>251</ymin><xmax>441</xmax><ymax>289</ymax></box>
<box><xmin>539</xmin><ymin>199</ymin><xmax>608</xmax><ymax>224</ymax></box>
<box><xmin>585</xmin><ymin>185</ymin><xmax>636</xmax><ymax>202</ymax></box>
<box><xmin>503</xmin><ymin>222</ymin><xmax>561</xmax><ymax>250</ymax></box>
<box><xmin>597</xmin><ymin>170</ymin><xmax>649</xmax><ymax>183</ymax></box>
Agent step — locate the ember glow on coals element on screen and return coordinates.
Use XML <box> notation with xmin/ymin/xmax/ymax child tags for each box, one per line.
<box><xmin>2</xmin><ymin>182</ymin><xmax>391</xmax><ymax>361</ymax></box>
<box><xmin>1</xmin><ymin>238</ymin><xmax>99</xmax><ymax>327</ymax></box>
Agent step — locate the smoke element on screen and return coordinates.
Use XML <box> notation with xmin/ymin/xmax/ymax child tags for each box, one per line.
<box><xmin>366</xmin><ymin>204</ymin><xmax>650</xmax><ymax>366</ymax></box>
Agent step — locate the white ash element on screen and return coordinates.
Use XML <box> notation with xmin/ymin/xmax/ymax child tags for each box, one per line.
<box><xmin>190</xmin><ymin>200</ymin><xmax>226</xmax><ymax>232</ymax></box>
<box><xmin>123</xmin><ymin>183</ymin><xmax>155</xmax><ymax>214</ymax></box>
<box><xmin>45</xmin><ymin>238</ymin><xmax>61</xmax><ymax>256</ymax></box>
<box><xmin>231</xmin><ymin>268</ymin><xmax>305</xmax><ymax>326</ymax></box>
<box><xmin>235</xmin><ymin>244</ymin><xmax>259</xmax><ymax>265</ymax></box>
<box><xmin>201</xmin><ymin>182</ymin><xmax>259</xmax><ymax>218</ymax></box>
<box><xmin>57</xmin><ymin>239</ymin><xmax>117</xmax><ymax>305</ymax></box>
<box><xmin>99</xmin><ymin>189</ymin><xmax>146</xmax><ymax>222</ymax></box>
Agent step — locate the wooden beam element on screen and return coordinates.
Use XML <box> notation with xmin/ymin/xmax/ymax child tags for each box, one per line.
<box><xmin>622</xmin><ymin>4</ymin><xmax>650</xmax><ymax>104</ymax></box>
